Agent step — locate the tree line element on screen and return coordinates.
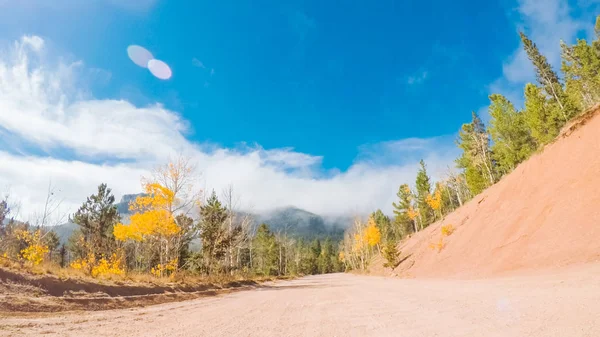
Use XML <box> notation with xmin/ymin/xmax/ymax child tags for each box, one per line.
<box><xmin>341</xmin><ymin>15</ymin><xmax>600</xmax><ymax>270</ymax></box>
<box><xmin>0</xmin><ymin>157</ymin><xmax>343</xmax><ymax>279</ymax></box>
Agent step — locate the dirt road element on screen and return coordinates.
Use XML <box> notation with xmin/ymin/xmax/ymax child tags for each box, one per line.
<box><xmin>1</xmin><ymin>266</ymin><xmax>599</xmax><ymax>337</ymax></box>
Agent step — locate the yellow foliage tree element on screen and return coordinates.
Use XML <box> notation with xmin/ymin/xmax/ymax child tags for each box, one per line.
<box><xmin>364</xmin><ymin>217</ymin><xmax>381</xmax><ymax>248</ymax></box>
<box><xmin>113</xmin><ymin>183</ymin><xmax>182</xmax><ymax>275</ymax></box>
<box><xmin>407</xmin><ymin>206</ymin><xmax>420</xmax><ymax>231</ymax></box>
<box><xmin>71</xmin><ymin>252</ymin><xmax>124</xmax><ymax>278</ymax></box>
<box><xmin>426</xmin><ymin>189</ymin><xmax>442</xmax><ymax>220</ymax></box>
<box><xmin>15</xmin><ymin>229</ymin><xmax>49</xmax><ymax>266</ymax></box>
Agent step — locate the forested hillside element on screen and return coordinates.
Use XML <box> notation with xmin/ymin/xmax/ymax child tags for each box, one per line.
<box><xmin>339</xmin><ymin>16</ymin><xmax>600</xmax><ymax>272</ymax></box>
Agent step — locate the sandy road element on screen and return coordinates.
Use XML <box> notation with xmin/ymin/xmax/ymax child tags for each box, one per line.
<box><xmin>1</xmin><ymin>267</ymin><xmax>599</xmax><ymax>337</ymax></box>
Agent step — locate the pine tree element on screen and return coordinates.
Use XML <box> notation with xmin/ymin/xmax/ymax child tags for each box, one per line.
<box><xmin>382</xmin><ymin>240</ymin><xmax>399</xmax><ymax>269</ymax></box>
<box><xmin>561</xmin><ymin>39</ymin><xmax>600</xmax><ymax>110</ymax></box>
<box><xmin>317</xmin><ymin>238</ymin><xmax>334</xmax><ymax>274</ymax></box>
<box><xmin>456</xmin><ymin>112</ymin><xmax>495</xmax><ymax>195</ymax></box>
<box><xmin>392</xmin><ymin>184</ymin><xmax>416</xmax><ymax>235</ymax></box>
<box><xmin>415</xmin><ymin>160</ymin><xmax>434</xmax><ymax>227</ymax></box>
<box><xmin>520</xmin><ymin>32</ymin><xmax>574</xmax><ymax>122</ymax></box>
<box><xmin>523</xmin><ymin>83</ymin><xmax>561</xmax><ymax>145</ymax></box>
<box><xmin>487</xmin><ymin>94</ymin><xmax>537</xmax><ymax>175</ymax></box>
<box><xmin>174</xmin><ymin>214</ymin><xmax>195</xmax><ymax>268</ymax></box>
<box><xmin>59</xmin><ymin>244</ymin><xmax>67</xmax><ymax>267</ymax></box>
<box><xmin>198</xmin><ymin>191</ymin><xmax>239</xmax><ymax>273</ymax></box>
<box><xmin>71</xmin><ymin>183</ymin><xmax>120</xmax><ymax>260</ymax></box>
<box><xmin>371</xmin><ymin>209</ymin><xmax>394</xmax><ymax>242</ymax></box>
<box><xmin>253</xmin><ymin>223</ymin><xmax>279</xmax><ymax>276</ymax></box>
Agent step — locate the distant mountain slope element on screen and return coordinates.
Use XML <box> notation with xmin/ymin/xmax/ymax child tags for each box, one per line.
<box><xmin>50</xmin><ymin>197</ymin><xmax>350</xmax><ymax>245</ymax></box>
<box><xmin>51</xmin><ymin>222</ymin><xmax>78</xmax><ymax>245</ymax></box>
<box><xmin>257</xmin><ymin>207</ymin><xmax>349</xmax><ymax>241</ymax></box>
<box><xmin>115</xmin><ymin>193</ymin><xmax>144</xmax><ymax>215</ymax></box>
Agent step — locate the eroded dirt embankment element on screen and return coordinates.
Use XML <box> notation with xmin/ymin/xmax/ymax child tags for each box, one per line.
<box><xmin>370</xmin><ymin>105</ymin><xmax>600</xmax><ymax>279</ymax></box>
<box><xmin>0</xmin><ymin>267</ymin><xmax>261</xmax><ymax>313</ymax></box>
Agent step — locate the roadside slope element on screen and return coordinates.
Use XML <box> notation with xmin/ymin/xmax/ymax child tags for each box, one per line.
<box><xmin>373</xmin><ymin>106</ymin><xmax>600</xmax><ymax>279</ymax></box>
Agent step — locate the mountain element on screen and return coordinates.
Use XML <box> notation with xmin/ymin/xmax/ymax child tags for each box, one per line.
<box><xmin>50</xmin><ymin>196</ymin><xmax>350</xmax><ymax>246</ymax></box>
<box><xmin>115</xmin><ymin>193</ymin><xmax>144</xmax><ymax>215</ymax></box>
<box><xmin>256</xmin><ymin>207</ymin><xmax>349</xmax><ymax>241</ymax></box>
<box><xmin>51</xmin><ymin>222</ymin><xmax>78</xmax><ymax>245</ymax></box>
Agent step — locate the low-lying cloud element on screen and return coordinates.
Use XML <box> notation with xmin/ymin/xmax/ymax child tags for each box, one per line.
<box><xmin>0</xmin><ymin>35</ymin><xmax>458</xmax><ymax>221</ymax></box>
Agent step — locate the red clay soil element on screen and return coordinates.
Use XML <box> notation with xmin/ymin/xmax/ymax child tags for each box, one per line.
<box><xmin>372</xmin><ymin>105</ymin><xmax>600</xmax><ymax>279</ymax></box>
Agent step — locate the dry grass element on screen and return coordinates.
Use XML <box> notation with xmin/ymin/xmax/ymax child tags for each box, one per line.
<box><xmin>0</xmin><ymin>262</ymin><xmax>292</xmax><ymax>313</ymax></box>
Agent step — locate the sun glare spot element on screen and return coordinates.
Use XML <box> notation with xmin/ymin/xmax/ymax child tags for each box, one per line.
<box><xmin>148</xmin><ymin>59</ymin><xmax>172</xmax><ymax>80</ymax></box>
<box><xmin>127</xmin><ymin>45</ymin><xmax>154</xmax><ymax>68</ymax></box>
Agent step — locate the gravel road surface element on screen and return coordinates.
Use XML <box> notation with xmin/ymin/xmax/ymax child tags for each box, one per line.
<box><xmin>1</xmin><ymin>269</ymin><xmax>598</xmax><ymax>337</ymax></box>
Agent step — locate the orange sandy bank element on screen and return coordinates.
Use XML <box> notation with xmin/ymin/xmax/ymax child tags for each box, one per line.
<box><xmin>372</xmin><ymin>106</ymin><xmax>600</xmax><ymax>279</ymax></box>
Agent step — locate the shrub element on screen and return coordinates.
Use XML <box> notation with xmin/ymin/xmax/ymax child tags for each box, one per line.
<box><xmin>428</xmin><ymin>237</ymin><xmax>444</xmax><ymax>253</ymax></box>
<box><xmin>15</xmin><ymin>229</ymin><xmax>49</xmax><ymax>266</ymax></box>
<box><xmin>441</xmin><ymin>224</ymin><xmax>455</xmax><ymax>236</ymax></box>
<box><xmin>382</xmin><ymin>241</ymin><xmax>400</xmax><ymax>268</ymax></box>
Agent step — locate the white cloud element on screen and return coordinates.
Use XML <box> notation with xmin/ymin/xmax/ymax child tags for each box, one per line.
<box><xmin>489</xmin><ymin>0</ymin><xmax>593</xmax><ymax>109</ymax></box>
<box><xmin>0</xmin><ymin>35</ymin><xmax>456</xmax><ymax>221</ymax></box>
<box><xmin>21</xmin><ymin>35</ymin><xmax>44</xmax><ymax>52</ymax></box>
<box><xmin>406</xmin><ymin>71</ymin><xmax>428</xmax><ymax>85</ymax></box>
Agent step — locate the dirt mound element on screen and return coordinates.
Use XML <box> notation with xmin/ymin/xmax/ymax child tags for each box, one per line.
<box><xmin>373</xmin><ymin>106</ymin><xmax>600</xmax><ymax>279</ymax></box>
<box><xmin>0</xmin><ymin>267</ymin><xmax>261</xmax><ymax>313</ymax></box>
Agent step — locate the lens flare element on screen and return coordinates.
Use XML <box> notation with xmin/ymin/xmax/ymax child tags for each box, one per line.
<box><xmin>148</xmin><ymin>59</ymin><xmax>172</xmax><ymax>80</ymax></box>
<box><xmin>127</xmin><ymin>45</ymin><xmax>153</xmax><ymax>68</ymax></box>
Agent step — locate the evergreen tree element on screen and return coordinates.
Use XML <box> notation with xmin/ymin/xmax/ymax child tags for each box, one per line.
<box><xmin>253</xmin><ymin>223</ymin><xmax>279</xmax><ymax>276</ymax></box>
<box><xmin>415</xmin><ymin>160</ymin><xmax>434</xmax><ymax>226</ymax></box>
<box><xmin>520</xmin><ymin>32</ymin><xmax>574</xmax><ymax>122</ymax></box>
<box><xmin>561</xmin><ymin>39</ymin><xmax>600</xmax><ymax>110</ymax></box>
<box><xmin>487</xmin><ymin>94</ymin><xmax>537</xmax><ymax>175</ymax></box>
<box><xmin>317</xmin><ymin>238</ymin><xmax>334</xmax><ymax>274</ymax></box>
<box><xmin>392</xmin><ymin>184</ymin><xmax>416</xmax><ymax>235</ymax></box>
<box><xmin>198</xmin><ymin>191</ymin><xmax>240</xmax><ymax>273</ymax></box>
<box><xmin>456</xmin><ymin>111</ymin><xmax>496</xmax><ymax>195</ymax></box>
<box><xmin>371</xmin><ymin>209</ymin><xmax>394</xmax><ymax>242</ymax></box>
<box><xmin>523</xmin><ymin>83</ymin><xmax>562</xmax><ymax>145</ymax></box>
<box><xmin>174</xmin><ymin>214</ymin><xmax>195</xmax><ymax>268</ymax></box>
<box><xmin>59</xmin><ymin>244</ymin><xmax>67</xmax><ymax>268</ymax></box>
<box><xmin>382</xmin><ymin>240</ymin><xmax>399</xmax><ymax>269</ymax></box>
<box><xmin>71</xmin><ymin>183</ymin><xmax>120</xmax><ymax>259</ymax></box>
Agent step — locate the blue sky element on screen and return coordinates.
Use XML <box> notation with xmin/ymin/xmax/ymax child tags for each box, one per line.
<box><xmin>0</xmin><ymin>0</ymin><xmax>598</xmax><ymax>218</ymax></box>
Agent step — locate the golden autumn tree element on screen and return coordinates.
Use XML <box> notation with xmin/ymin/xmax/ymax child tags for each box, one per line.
<box><xmin>426</xmin><ymin>189</ymin><xmax>442</xmax><ymax>221</ymax></box>
<box><xmin>407</xmin><ymin>206</ymin><xmax>419</xmax><ymax>231</ymax></box>
<box><xmin>343</xmin><ymin>216</ymin><xmax>382</xmax><ymax>271</ymax></box>
<box><xmin>114</xmin><ymin>183</ymin><xmax>180</xmax><ymax>275</ymax></box>
<box><xmin>364</xmin><ymin>216</ymin><xmax>381</xmax><ymax>250</ymax></box>
<box><xmin>15</xmin><ymin>229</ymin><xmax>49</xmax><ymax>266</ymax></box>
<box><xmin>114</xmin><ymin>156</ymin><xmax>201</xmax><ymax>276</ymax></box>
